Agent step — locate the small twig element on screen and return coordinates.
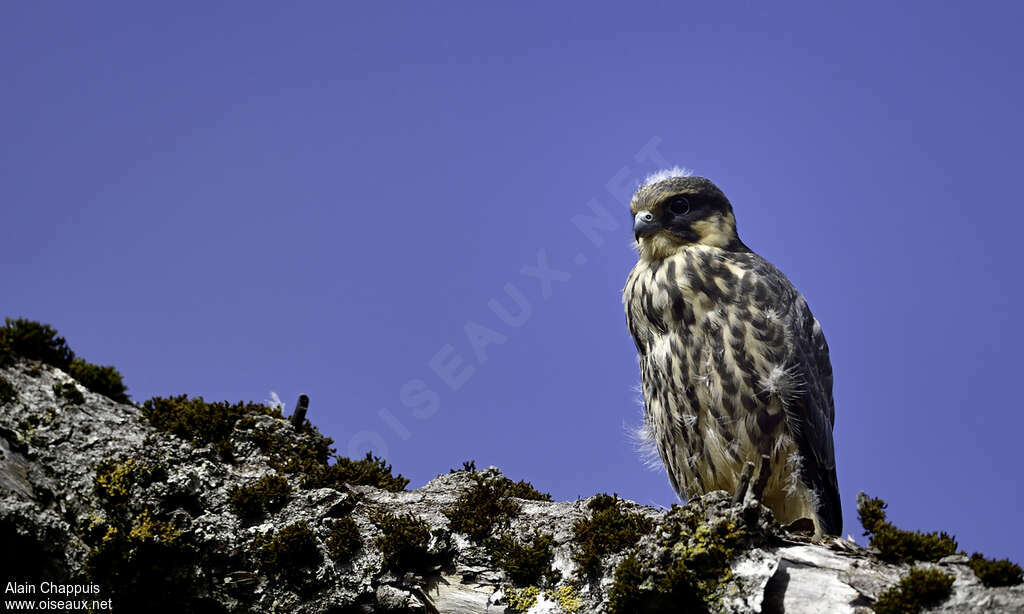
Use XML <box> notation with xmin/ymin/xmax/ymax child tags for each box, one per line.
<box><xmin>733</xmin><ymin>461</ymin><xmax>755</xmax><ymax>504</ymax></box>
<box><xmin>750</xmin><ymin>454</ymin><xmax>772</xmax><ymax>502</ymax></box>
<box><xmin>289</xmin><ymin>394</ymin><xmax>309</xmax><ymax>428</ymax></box>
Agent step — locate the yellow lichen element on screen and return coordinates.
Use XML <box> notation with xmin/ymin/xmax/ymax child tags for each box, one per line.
<box><xmin>128</xmin><ymin>510</ymin><xmax>182</xmax><ymax>543</ymax></box>
<box><xmin>94</xmin><ymin>458</ymin><xmax>146</xmax><ymax>500</ymax></box>
<box><xmin>101</xmin><ymin>526</ymin><xmax>119</xmax><ymax>544</ymax></box>
<box><xmin>547</xmin><ymin>585</ymin><xmax>582</xmax><ymax>612</ymax></box>
<box><xmin>505</xmin><ymin>585</ymin><xmax>540</xmax><ymax>612</ymax></box>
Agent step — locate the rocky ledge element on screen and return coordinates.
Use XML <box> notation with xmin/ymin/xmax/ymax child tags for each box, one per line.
<box><xmin>1</xmin><ymin>358</ymin><xmax>1021</xmax><ymax>613</ymax></box>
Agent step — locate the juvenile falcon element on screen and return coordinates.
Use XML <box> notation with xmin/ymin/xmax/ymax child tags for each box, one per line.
<box><xmin>623</xmin><ymin>170</ymin><xmax>842</xmax><ymax>536</ymax></box>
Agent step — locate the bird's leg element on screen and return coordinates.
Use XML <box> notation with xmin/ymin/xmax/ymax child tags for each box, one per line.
<box><xmin>732</xmin><ymin>461</ymin><xmax>755</xmax><ymax>504</ymax></box>
<box><xmin>749</xmin><ymin>454</ymin><xmax>772</xmax><ymax>502</ymax></box>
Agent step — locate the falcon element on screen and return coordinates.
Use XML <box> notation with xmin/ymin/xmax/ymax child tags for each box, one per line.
<box><xmin>623</xmin><ymin>170</ymin><xmax>842</xmax><ymax>536</ymax></box>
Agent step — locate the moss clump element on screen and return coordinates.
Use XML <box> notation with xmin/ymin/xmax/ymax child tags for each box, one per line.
<box><xmin>146</xmin><ymin>396</ymin><xmax>407</xmax><ymax>496</ymax></box>
<box><xmin>87</xmin><ymin>454</ymin><xmax>193</xmax><ymax>612</ymax></box>
<box><xmin>0</xmin><ymin>375</ymin><xmax>15</xmax><ymax>405</ymax></box>
<box><xmin>505</xmin><ymin>585</ymin><xmax>540</xmax><ymax>613</ymax></box>
<box><xmin>325</xmin><ymin>516</ymin><xmax>363</xmax><ymax>562</ymax></box>
<box><xmin>142</xmin><ymin>394</ymin><xmax>281</xmax><ymax>458</ymax></box>
<box><xmin>607</xmin><ymin>554</ymin><xmax>644</xmax><ymax>613</ymax></box>
<box><xmin>663</xmin><ymin>515</ymin><xmax>747</xmax><ymax>606</ymax></box>
<box><xmin>489</xmin><ymin>531</ymin><xmax>557</xmax><ymax>586</ymax></box>
<box><xmin>857</xmin><ymin>493</ymin><xmax>958</xmax><ymax>563</ymax></box>
<box><xmin>0</xmin><ymin>318</ymin><xmax>74</xmax><ymax>369</ymax></box>
<box><xmin>92</xmin><ymin>457</ymin><xmax>165</xmax><ymax>516</ymax></box>
<box><xmin>94</xmin><ymin>457</ymin><xmax>164</xmax><ymax>511</ymax></box>
<box><xmin>302</xmin><ymin>452</ymin><xmax>409</xmax><ymax>492</ymax></box>
<box><xmin>444</xmin><ymin>472</ymin><xmax>550</xmax><ymax>541</ymax></box>
<box><xmin>243</xmin><ymin>414</ymin><xmax>334</xmax><ymax>473</ymax></box>
<box><xmin>572</xmin><ymin>494</ymin><xmax>653</xmax><ymax>579</ymax></box>
<box><xmin>504</xmin><ymin>478</ymin><xmax>553</xmax><ymax>502</ymax></box>
<box><xmin>445</xmin><ymin>474</ymin><xmax>519</xmax><ymax>540</ymax></box>
<box><xmin>873</xmin><ymin>567</ymin><xmax>954</xmax><ymax>614</ymax></box>
<box><xmin>253</xmin><ymin>522</ymin><xmax>322</xmax><ymax>588</ymax></box>
<box><xmin>373</xmin><ymin>511</ymin><xmax>432</xmax><ymax>571</ymax></box>
<box><xmin>968</xmin><ymin>552</ymin><xmax>1023</xmax><ymax>587</ymax></box>
<box><xmin>606</xmin><ymin>500</ymin><xmax>758</xmax><ymax>614</ymax></box>
<box><xmin>229</xmin><ymin>475</ymin><xmax>291</xmax><ymax>519</ymax></box>
<box><xmin>0</xmin><ymin>319</ymin><xmax>130</xmax><ymax>402</ymax></box>
<box><xmin>53</xmin><ymin>381</ymin><xmax>85</xmax><ymax>404</ymax></box>
<box><xmin>69</xmin><ymin>357</ymin><xmax>130</xmax><ymax>403</ymax></box>
<box><xmin>85</xmin><ymin>510</ymin><xmax>195</xmax><ymax>613</ymax></box>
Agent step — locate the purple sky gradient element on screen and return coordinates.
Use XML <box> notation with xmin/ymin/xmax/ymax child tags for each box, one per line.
<box><xmin>3</xmin><ymin>3</ymin><xmax>1022</xmax><ymax>561</ymax></box>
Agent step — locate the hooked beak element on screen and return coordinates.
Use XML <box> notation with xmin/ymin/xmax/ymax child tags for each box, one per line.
<box><xmin>634</xmin><ymin>211</ymin><xmax>660</xmax><ymax>240</ymax></box>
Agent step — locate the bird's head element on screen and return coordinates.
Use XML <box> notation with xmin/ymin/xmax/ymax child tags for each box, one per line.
<box><xmin>630</xmin><ymin>171</ymin><xmax>745</xmax><ymax>259</ymax></box>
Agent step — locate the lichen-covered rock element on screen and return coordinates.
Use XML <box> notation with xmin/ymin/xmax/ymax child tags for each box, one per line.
<box><xmin>2</xmin><ymin>358</ymin><xmax>1023</xmax><ymax>613</ymax></box>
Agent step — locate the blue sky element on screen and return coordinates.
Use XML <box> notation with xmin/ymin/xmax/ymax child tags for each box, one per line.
<box><xmin>3</xmin><ymin>3</ymin><xmax>1022</xmax><ymax>562</ymax></box>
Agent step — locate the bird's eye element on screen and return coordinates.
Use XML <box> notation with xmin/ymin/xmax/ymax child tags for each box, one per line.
<box><xmin>668</xmin><ymin>197</ymin><xmax>690</xmax><ymax>215</ymax></box>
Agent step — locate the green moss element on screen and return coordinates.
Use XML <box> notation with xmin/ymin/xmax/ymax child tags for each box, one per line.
<box><xmin>662</xmin><ymin>515</ymin><xmax>747</xmax><ymax>607</ymax></box>
<box><xmin>228</xmin><ymin>475</ymin><xmax>291</xmax><ymax>519</ymax></box>
<box><xmin>607</xmin><ymin>554</ymin><xmax>644</xmax><ymax>613</ymax></box>
<box><xmin>372</xmin><ymin>511</ymin><xmax>432</xmax><ymax>571</ymax></box>
<box><xmin>302</xmin><ymin>452</ymin><xmax>409</xmax><ymax>492</ymax></box>
<box><xmin>857</xmin><ymin>493</ymin><xmax>958</xmax><ymax>563</ymax></box>
<box><xmin>325</xmin><ymin>515</ymin><xmax>363</xmax><ymax>562</ymax></box>
<box><xmin>504</xmin><ymin>479</ymin><xmax>553</xmax><ymax>502</ymax></box>
<box><xmin>968</xmin><ymin>552</ymin><xmax>1023</xmax><ymax>587</ymax></box>
<box><xmin>84</xmin><ymin>510</ymin><xmax>195</xmax><ymax>613</ymax></box>
<box><xmin>94</xmin><ymin>457</ymin><xmax>162</xmax><ymax>509</ymax></box>
<box><xmin>253</xmin><ymin>522</ymin><xmax>322</xmax><ymax>588</ymax></box>
<box><xmin>145</xmin><ymin>396</ymin><xmax>407</xmax><ymax>497</ymax></box>
<box><xmin>572</xmin><ymin>494</ymin><xmax>653</xmax><ymax>579</ymax></box>
<box><xmin>505</xmin><ymin>586</ymin><xmax>540</xmax><ymax>613</ymax></box>
<box><xmin>489</xmin><ymin>531</ymin><xmax>557</xmax><ymax>586</ymax></box>
<box><xmin>0</xmin><ymin>318</ymin><xmax>132</xmax><ymax>406</ymax></box>
<box><xmin>142</xmin><ymin>394</ymin><xmax>281</xmax><ymax>459</ymax></box>
<box><xmin>873</xmin><ymin>567</ymin><xmax>954</xmax><ymax>614</ymax></box>
<box><xmin>69</xmin><ymin>358</ymin><xmax>130</xmax><ymax>403</ymax></box>
<box><xmin>444</xmin><ymin>472</ymin><xmax>549</xmax><ymax>541</ymax></box>
<box><xmin>87</xmin><ymin>452</ymin><xmax>194</xmax><ymax>611</ymax></box>
<box><xmin>244</xmin><ymin>415</ymin><xmax>334</xmax><ymax>473</ymax></box>
<box><xmin>0</xmin><ymin>374</ymin><xmax>15</xmax><ymax>405</ymax></box>
<box><xmin>444</xmin><ymin>474</ymin><xmax>519</xmax><ymax>540</ymax></box>
<box><xmin>53</xmin><ymin>381</ymin><xmax>86</xmax><ymax>405</ymax></box>
<box><xmin>606</xmin><ymin>500</ymin><xmax>758</xmax><ymax>614</ymax></box>
<box><xmin>1</xmin><ymin>318</ymin><xmax>74</xmax><ymax>370</ymax></box>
